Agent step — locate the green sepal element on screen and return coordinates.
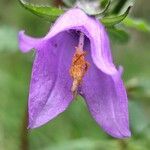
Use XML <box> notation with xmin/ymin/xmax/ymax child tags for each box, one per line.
<box><xmin>100</xmin><ymin>6</ymin><xmax>132</xmax><ymax>27</ymax></box>
<box><xmin>19</xmin><ymin>0</ymin><xmax>64</xmax><ymax>22</ymax></box>
<box><xmin>107</xmin><ymin>27</ymin><xmax>129</xmax><ymax>43</ymax></box>
<box><xmin>93</xmin><ymin>0</ymin><xmax>111</xmax><ymax>16</ymax></box>
<box><xmin>84</xmin><ymin>0</ymin><xmax>111</xmax><ymax>16</ymax></box>
<box><xmin>79</xmin><ymin>0</ymin><xmax>110</xmax><ymax>16</ymax></box>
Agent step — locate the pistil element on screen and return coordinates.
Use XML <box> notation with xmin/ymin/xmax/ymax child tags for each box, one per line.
<box><xmin>69</xmin><ymin>32</ymin><xmax>90</xmax><ymax>97</ymax></box>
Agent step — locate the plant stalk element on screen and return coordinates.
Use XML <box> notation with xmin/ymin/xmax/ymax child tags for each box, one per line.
<box><xmin>20</xmin><ymin>108</ymin><xmax>29</xmax><ymax>150</ymax></box>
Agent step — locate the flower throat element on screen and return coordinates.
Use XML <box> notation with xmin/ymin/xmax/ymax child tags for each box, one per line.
<box><xmin>69</xmin><ymin>32</ymin><xmax>90</xmax><ymax>97</ymax></box>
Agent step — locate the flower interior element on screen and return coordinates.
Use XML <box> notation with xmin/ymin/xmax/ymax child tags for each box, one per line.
<box><xmin>69</xmin><ymin>32</ymin><xmax>90</xmax><ymax>97</ymax></box>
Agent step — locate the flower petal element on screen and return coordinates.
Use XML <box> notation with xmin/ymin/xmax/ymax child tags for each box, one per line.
<box><xmin>80</xmin><ymin>42</ymin><xmax>131</xmax><ymax>138</ymax></box>
<box><xmin>18</xmin><ymin>31</ymin><xmax>42</xmax><ymax>53</ymax></box>
<box><xmin>44</xmin><ymin>8</ymin><xmax>117</xmax><ymax>75</ymax></box>
<box><xmin>19</xmin><ymin>9</ymin><xmax>117</xmax><ymax>74</ymax></box>
<box><xmin>28</xmin><ymin>32</ymin><xmax>77</xmax><ymax>128</ymax></box>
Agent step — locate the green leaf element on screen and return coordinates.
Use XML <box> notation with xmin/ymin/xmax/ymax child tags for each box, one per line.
<box><xmin>101</xmin><ymin>0</ymin><xmax>110</xmax><ymax>8</ymax></box>
<box><xmin>123</xmin><ymin>17</ymin><xmax>150</xmax><ymax>32</ymax></box>
<box><xmin>100</xmin><ymin>6</ymin><xmax>132</xmax><ymax>26</ymax></box>
<box><xmin>108</xmin><ymin>28</ymin><xmax>129</xmax><ymax>43</ymax></box>
<box><xmin>19</xmin><ymin>0</ymin><xmax>64</xmax><ymax>22</ymax></box>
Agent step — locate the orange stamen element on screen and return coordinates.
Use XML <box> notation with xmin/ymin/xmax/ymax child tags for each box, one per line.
<box><xmin>69</xmin><ymin>47</ymin><xmax>90</xmax><ymax>97</ymax></box>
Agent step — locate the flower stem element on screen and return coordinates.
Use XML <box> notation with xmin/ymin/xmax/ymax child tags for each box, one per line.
<box><xmin>118</xmin><ymin>140</ymin><xmax>128</xmax><ymax>150</ymax></box>
<box><xmin>53</xmin><ymin>0</ymin><xmax>64</xmax><ymax>7</ymax></box>
<box><xmin>20</xmin><ymin>108</ymin><xmax>29</xmax><ymax>150</ymax></box>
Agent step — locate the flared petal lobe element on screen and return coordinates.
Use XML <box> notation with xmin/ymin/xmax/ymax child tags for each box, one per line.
<box><xmin>19</xmin><ymin>31</ymin><xmax>79</xmax><ymax>128</ymax></box>
<box><xmin>18</xmin><ymin>31</ymin><xmax>42</xmax><ymax>53</ymax></box>
<box><xmin>81</xmin><ymin>42</ymin><xmax>131</xmax><ymax>138</ymax></box>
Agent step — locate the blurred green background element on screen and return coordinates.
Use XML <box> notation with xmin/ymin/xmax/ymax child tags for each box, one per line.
<box><xmin>0</xmin><ymin>0</ymin><xmax>150</xmax><ymax>150</ymax></box>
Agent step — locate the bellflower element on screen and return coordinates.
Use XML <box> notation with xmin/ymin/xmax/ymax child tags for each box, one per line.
<box><xmin>18</xmin><ymin>8</ymin><xmax>131</xmax><ymax>138</ymax></box>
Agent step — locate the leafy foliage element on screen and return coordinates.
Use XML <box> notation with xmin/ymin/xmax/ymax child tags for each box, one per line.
<box><xmin>100</xmin><ymin>6</ymin><xmax>132</xmax><ymax>26</ymax></box>
<box><xmin>108</xmin><ymin>28</ymin><xmax>129</xmax><ymax>43</ymax></box>
<box><xmin>123</xmin><ymin>17</ymin><xmax>150</xmax><ymax>32</ymax></box>
<box><xmin>19</xmin><ymin>0</ymin><xmax>64</xmax><ymax>22</ymax></box>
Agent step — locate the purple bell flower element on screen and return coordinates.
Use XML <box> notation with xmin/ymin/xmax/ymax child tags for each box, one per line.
<box><xmin>18</xmin><ymin>8</ymin><xmax>131</xmax><ymax>138</ymax></box>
